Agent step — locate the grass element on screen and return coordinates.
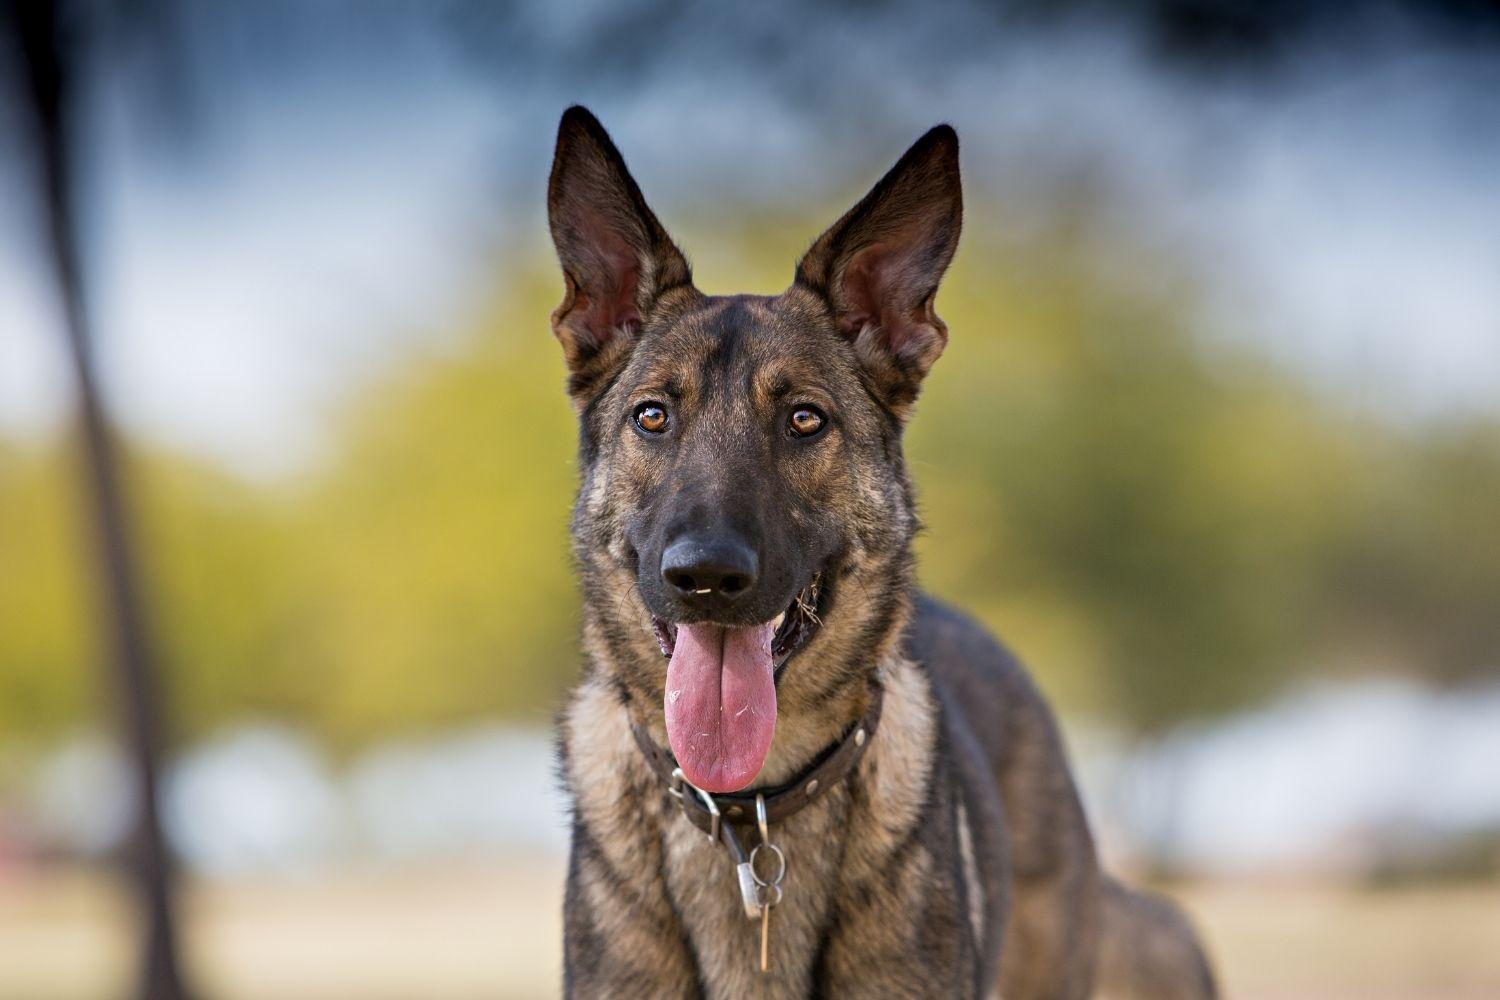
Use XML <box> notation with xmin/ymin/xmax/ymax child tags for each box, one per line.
<box><xmin>2</xmin><ymin>859</ymin><xmax>1498</xmax><ymax>998</ymax></box>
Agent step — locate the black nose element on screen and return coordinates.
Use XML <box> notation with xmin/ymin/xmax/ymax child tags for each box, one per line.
<box><xmin>661</xmin><ymin>536</ymin><xmax>759</xmax><ymax>604</ymax></box>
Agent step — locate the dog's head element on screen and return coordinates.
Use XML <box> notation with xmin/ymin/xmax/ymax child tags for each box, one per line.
<box><xmin>547</xmin><ymin>106</ymin><xmax>961</xmax><ymax>791</ymax></box>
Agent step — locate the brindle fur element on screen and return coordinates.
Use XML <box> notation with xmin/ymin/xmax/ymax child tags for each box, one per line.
<box><xmin>548</xmin><ymin>106</ymin><xmax>1216</xmax><ymax>999</ymax></box>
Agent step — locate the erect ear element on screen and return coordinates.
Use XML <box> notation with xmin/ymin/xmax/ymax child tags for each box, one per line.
<box><xmin>795</xmin><ymin>125</ymin><xmax>962</xmax><ymax>410</ymax></box>
<box><xmin>547</xmin><ymin>106</ymin><xmax>693</xmax><ymax>393</ymax></box>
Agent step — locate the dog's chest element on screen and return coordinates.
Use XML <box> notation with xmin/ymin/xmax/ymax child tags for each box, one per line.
<box><xmin>562</xmin><ymin>659</ymin><xmax>944</xmax><ymax>996</ymax></box>
<box><xmin>661</xmin><ymin>789</ymin><xmax>852</xmax><ymax>999</ymax></box>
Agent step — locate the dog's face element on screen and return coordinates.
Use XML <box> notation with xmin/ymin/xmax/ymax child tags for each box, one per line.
<box><xmin>547</xmin><ymin>107</ymin><xmax>960</xmax><ymax>791</ymax></box>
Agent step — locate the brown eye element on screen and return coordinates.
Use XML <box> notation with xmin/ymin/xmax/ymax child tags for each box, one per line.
<box><xmin>634</xmin><ymin>403</ymin><xmax>669</xmax><ymax>434</ymax></box>
<box><xmin>789</xmin><ymin>405</ymin><xmax>826</xmax><ymax>438</ymax></box>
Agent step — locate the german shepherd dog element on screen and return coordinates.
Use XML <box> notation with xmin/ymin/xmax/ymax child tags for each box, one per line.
<box><xmin>549</xmin><ymin>106</ymin><xmax>1216</xmax><ymax>999</ymax></box>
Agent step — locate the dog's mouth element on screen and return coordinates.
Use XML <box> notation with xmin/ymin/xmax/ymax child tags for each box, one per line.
<box><xmin>650</xmin><ymin>574</ymin><xmax>825</xmax><ymax>793</ymax></box>
<box><xmin>650</xmin><ymin>573</ymin><xmax>824</xmax><ymax>671</ymax></box>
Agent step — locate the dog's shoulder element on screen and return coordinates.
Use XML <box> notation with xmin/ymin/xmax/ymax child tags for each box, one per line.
<box><xmin>906</xmin><ymin>592</ymin><xmax>1037</xmax><ymax>701</ymax></box>
<box><xmin>904</xmin><ymin>591</ymin><xmax>1061</xmax><ymax>772</ymax></box>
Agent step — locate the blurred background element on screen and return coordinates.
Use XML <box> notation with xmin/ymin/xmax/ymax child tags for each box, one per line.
<box><xmin>2</xmin><ymin>1</ymin><xmax>1499</xmax><ymax>997</ymax></box>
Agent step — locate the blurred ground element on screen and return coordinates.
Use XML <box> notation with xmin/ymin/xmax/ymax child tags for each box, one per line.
<box><xmin>3</xmin><ymin>860</ymin><xmax>1497</xmax><ymax>999</ymax></box>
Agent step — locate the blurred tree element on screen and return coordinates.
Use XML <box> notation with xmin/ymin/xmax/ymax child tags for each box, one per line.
<box><xmin>3</xmin><ymin>229</ymin><xmax>1500</xmax><ymax>747</ymax></box>
<box><xmin>292</xmin><ymin>278</ymin><xmax>580</xmax><ymax>748</ymax></box>
<box><xmin>0</xmin><ymin>441</ymin><xmax>99</xmax><ymax>736</ymax></box>
<box><xmin>913</xmin><ymin>233</ymin><xmax>1360</xmax><ymax>728</ymax></box>
<box><xmin>2</xmin><ymin>1</ymin><xmax>192</xmax><ymax>993</ymax></box>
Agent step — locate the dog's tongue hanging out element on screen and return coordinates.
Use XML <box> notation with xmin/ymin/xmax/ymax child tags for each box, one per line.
<box><xmin>664</xmin><ymin>622</ymin><xmax>777</xmax><ymax>793</ymax></box>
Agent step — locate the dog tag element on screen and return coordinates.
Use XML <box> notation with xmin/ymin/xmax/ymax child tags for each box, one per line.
<box><xmin>736</xmin><ymin>861</ymin><xmax>763</xmax><ymax>918</ymax></box>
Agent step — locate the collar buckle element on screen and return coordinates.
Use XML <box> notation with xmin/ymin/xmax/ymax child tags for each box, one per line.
<box><xmin>670</xmin><ymin>767</ymin><xmax>721</xmax><ymax>843</ymax></box>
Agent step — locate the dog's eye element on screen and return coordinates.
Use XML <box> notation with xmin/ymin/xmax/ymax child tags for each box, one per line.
<box><xmin>633</xmin><ymin>403</ymin><xmax>669</xmax><ymax>434</ymax></box>
<box><xmin>788</xmin><ymin>406</ymin><xmax>826</xmax><ymax>438</ymax></box>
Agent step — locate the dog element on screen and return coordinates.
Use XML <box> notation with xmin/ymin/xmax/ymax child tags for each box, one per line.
<box><xmin>549</xmin><ymin>105</ymin><xmax>1216</xmax><ymax>998</ymax></box>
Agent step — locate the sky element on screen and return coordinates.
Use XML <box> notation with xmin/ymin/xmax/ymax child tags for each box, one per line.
<box><xmin>2</xmin><ymin>2</ymin><xmax>1497</xmax><ymax>477</ymax></box>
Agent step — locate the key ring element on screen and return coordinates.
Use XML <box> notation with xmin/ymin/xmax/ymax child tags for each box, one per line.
<box><xmin>749</xmin><ymin>841</ymin><xmax>786</xmax><ymax>887</ymax></box>
<box><xmin>749</xmin><ymin>794</ymin><xmax>786</xmax><ymax>888</ymax></box>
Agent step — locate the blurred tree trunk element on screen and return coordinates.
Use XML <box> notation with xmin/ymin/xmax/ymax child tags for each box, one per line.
<box><xmin>4</xmin><ymin>2</ymin><xmax>191</xmax><ymax>997</ymax></box>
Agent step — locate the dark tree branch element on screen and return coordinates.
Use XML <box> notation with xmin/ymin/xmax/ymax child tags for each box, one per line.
<box><xmin>1</xmin><ymin>2</ymin><xmax>191</xmax><ymax>997</ymax></box>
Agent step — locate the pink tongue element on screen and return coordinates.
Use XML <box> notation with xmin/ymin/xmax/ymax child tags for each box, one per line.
<box><xmin>664</xmin><ymin>621</ymin><xmax>778</xmax><ymax>793</ymax></box>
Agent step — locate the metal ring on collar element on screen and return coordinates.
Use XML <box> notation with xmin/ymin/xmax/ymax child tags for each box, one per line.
<box><xmin>749</xmin><ymin>842</ymin><xmax>786</xmax><ymax>887</ymax></box>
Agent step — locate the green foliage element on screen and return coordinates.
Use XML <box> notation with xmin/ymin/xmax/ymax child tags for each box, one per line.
<box><xmin>2</xmin><ymin>220</ymin><xmax>1498</xmax><ymax>746</ymax></box>
<box><xmin>910</xmin><ymin>239</ymin><xmax>1361</xmax><ymax>728</ymax></box>
<box><xmin>291</xmin><ymin>286</ymin><xmax>580</xmax><ymax>748</ymax></box>
<box><xmin>0</xmin><ymin>442</ymin><xmax>100</xmax><ymax>737</ymax></box>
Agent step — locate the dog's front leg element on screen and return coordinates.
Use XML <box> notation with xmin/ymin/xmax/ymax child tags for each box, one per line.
<box><xmin>819</xmin><ymin>849</ymin><xmax>983</xmax><ymax>997</ymax></box>
<box><xmin>817</xmin><ymin>772</ymin><xmax>985</xmax><ymax>998</ymax></box>
<box><xmin>563</xmin><ymin>822</ymin><xmax>700</xmax><ymax>998</ymax></box>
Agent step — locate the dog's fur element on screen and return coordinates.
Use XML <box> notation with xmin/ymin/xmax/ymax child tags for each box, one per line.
<box><xmin>549</xmin><ymin>106</ymin><xmax>1216</xmax><ymax>999</ymax></box>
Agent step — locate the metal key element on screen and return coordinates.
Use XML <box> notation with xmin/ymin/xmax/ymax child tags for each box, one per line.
<box><xmin>756</xmin><ymin>880</ymin><xmax>782</xmax><ymax>971</ymax></box>
<box><xmin>751</xmin><ymin>794</ymin><xmax>786</xmax><ymax>974</ymax></box>
<box><xmin>760</xmin><ymin>900</ymin><xmax>771</xmax><ymax>972</ymax></box>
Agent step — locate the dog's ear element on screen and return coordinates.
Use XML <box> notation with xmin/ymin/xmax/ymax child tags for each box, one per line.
<box><xmin>547</xmin><ymin>106</ymin><xmax>692</xmax><ymax>393</ymax></box>
<box><xmin>795</xmin><ymin>125</ymin><xmax>962</xmax><ymax>409</ymax></box>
